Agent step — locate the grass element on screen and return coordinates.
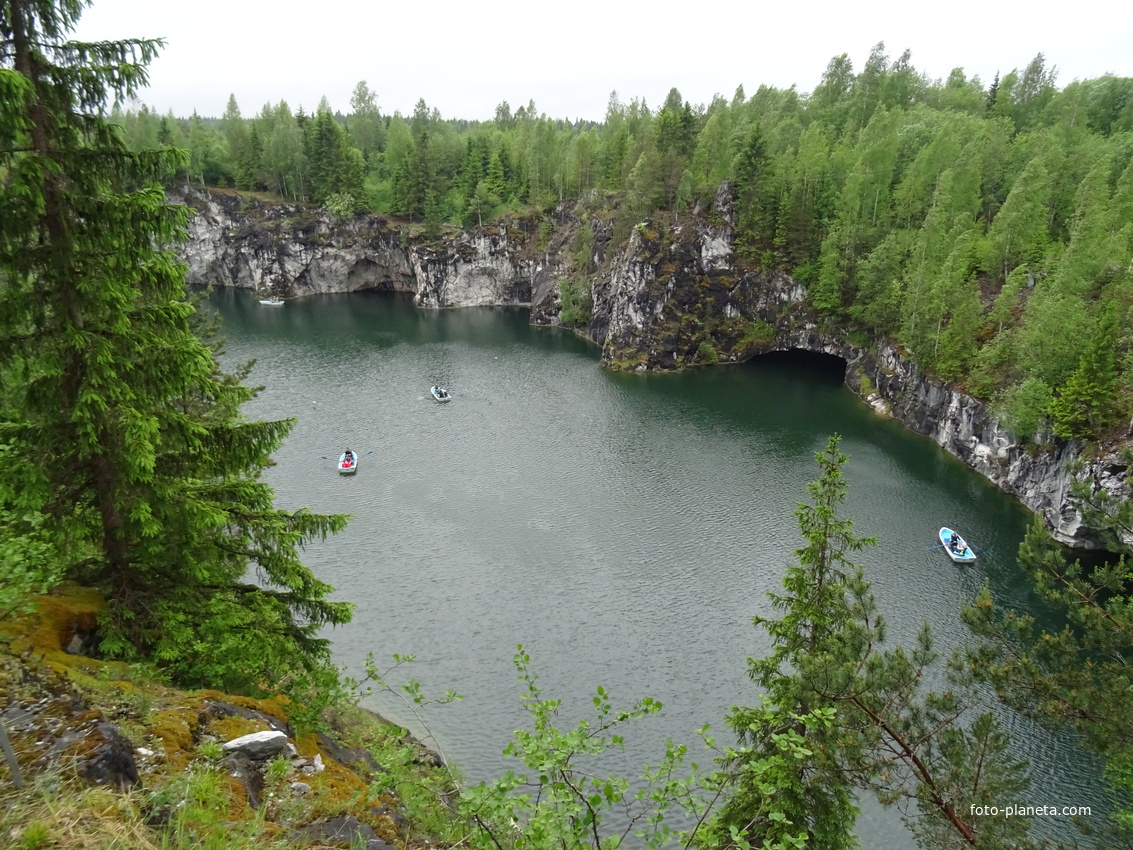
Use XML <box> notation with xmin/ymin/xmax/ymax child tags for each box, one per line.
<box><xmin>0</xmin><ymin>772</ymin><xmax>162</xmax><ymax>850</ymax></box>
<box><xmin>0</xmin><ymin>592</ymin><xmax>468</xmax><ymax>850</ymax></box>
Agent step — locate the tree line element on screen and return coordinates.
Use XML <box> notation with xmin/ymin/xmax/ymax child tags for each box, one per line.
<box><xmin>4</xmin><ymin>1</ymin><xmax>1133</xmax><ymax>847</ymax></box>
<box><xmin>115</xmin><ymin>47</ymin><xmax>1133</xmax><ymax>447</ymax></box>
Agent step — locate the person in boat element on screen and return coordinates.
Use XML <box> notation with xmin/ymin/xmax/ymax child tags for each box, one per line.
<box><xmin>951</xmin><ymin>537</ymin><xmax>964</xmax><ymax>554</ymax></box>
<box><xmin>344</xmin><ymin>449</ymin><xmax>354</xmax><ymax>465</ymax></box>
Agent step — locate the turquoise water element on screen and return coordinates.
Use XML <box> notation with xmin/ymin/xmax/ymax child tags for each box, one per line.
<box><xmin>209</xmin><ymin>288</ymin><xmax>1108</xmax><ymax>847</ymax></box>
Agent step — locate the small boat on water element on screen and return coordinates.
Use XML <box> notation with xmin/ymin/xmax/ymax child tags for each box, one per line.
<box><xmin>259</xmin><ymin>295</ymin><xmax>284</xmax><ymax>305</ymax></box>
<box><xmin>338</xmin><ymin>451</ymin><xmax>359</xmax><ymax>475</ymax></box>
<box><xmin>430</xmin><ymin>386</ymin><xmax>452</xmax><ymax>402</ymax></box>
<box><xmin>939</xmin><ymin>527</ymin><xmax>976</xmax><ymax>562</ymax></box>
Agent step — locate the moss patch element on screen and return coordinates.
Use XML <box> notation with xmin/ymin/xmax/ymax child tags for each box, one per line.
<box><xmin>1</xmin><ymin>588</ymin><xmax>464</xmax><ymax>849</ymax></box>
<box><xmin>4</xmin><ymin>584</ymin><xmax>103</xmax><ymax>656</ymax></box>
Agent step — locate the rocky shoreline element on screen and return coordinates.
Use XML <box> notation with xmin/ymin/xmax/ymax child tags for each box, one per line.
<box><xmin>0</xmin><ymin>585</ymin><xmax>453</xmax><ymax>849</ymax></box>
<box><xmin>175</xmin><ymin>186</ymin><xmax>1130</xmax><ymax>548</ymax></box>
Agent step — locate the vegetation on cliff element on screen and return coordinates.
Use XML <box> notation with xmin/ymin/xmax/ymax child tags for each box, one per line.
<box><xmin>115</xmin><ymin>48</ymin><xmax>1133</xmax><ymax>445</ymax></box>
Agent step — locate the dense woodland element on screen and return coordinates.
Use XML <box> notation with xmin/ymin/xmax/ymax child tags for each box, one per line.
<box><xmin>5</xmin><ymin>1</ymin><xmax>1133</xmax><ymax>847</ymax></box>
<box><xmin>114</xmin><ymin>50</ymin><xmax>1133</xmax><ymax>445</ymax></box>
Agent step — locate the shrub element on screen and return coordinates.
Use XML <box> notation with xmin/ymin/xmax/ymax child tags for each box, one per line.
<box><xmin>739</xmin><ymin>319</ymin><xmax>776</xmax><ymax>347</ymax></box>
<box><xmin>698</xmin><ymin>340</ymin><xmax>720</xmax><ymax>365</ymax></box>
<box><xmin>558</xmin><ymin>278</ymin><xmax>592</xmax><ymax>329</ymax></box>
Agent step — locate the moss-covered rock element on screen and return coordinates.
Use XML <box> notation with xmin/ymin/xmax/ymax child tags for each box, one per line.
<box><xmin>0</xmin><ymin>589</ymin><xmax>462</xmax><ymax>850</ymax></box>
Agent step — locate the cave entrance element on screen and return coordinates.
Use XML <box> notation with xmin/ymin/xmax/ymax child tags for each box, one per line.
<box><xmin>745</xmin><ymin>348</ymin><xmax>847</xmax><ymax>385</ymax></box>
<box><xmin>346</xmin><ymin>258</ymin><xmax>413</xmax><ymax>293</ymax></box>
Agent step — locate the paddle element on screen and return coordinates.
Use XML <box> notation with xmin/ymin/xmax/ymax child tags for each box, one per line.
<box><xmin>322</xmin><ymin>451</ymin><xmax>373</xmax><ymax>460</ymax></box>
<box><xmin>925</xmin><ymin>544</ymin><xmax>948</xmax><ymax>551</ymax></box>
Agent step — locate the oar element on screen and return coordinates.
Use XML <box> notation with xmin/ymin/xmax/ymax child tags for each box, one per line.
<box><xmin>321</xmin><ymin>451</ymin><xmax>373</xmax><ymax>460</ymax></box>
<box><xmin>925</xmin><ymin>544</ymin><xmax>948</xmax><ymax>551</ymax></box>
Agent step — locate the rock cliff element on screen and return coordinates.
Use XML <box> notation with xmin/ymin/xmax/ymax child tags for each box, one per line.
<box><xmin>177</xmin><ymin>187</ymin><xmax>550</xmax><ymax>309</ymax></box>
<box><xmin>176</xmin><ymin>187</ymin><xmax>1129</xmax><ymax>549</ymax></box>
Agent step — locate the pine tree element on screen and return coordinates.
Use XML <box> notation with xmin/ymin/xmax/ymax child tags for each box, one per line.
<box><xmin>222</xmin><ymin>93</ymin><xmax>251</xmax><ymax>187</ymax></box>
<box><xmin>715</xmin><ymin>437</ymin><xmax>1036</xmax><ymax>849</ymax></box>
<box><xmin>986</xmin><ymin>72</ymin><xmax>1001</xmax><ymax>112</ymax></box>
<box><xmin>964</xmin><ymin>500</ymin><xmax>1133</xmax><ymax>835</ymax></box>
<box><xmin>0</xmin><ymin>0</ymin><xmax>352</xmax><ymax>691</ymax></box>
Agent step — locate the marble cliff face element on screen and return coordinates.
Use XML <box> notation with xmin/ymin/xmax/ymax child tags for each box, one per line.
<box><xmin>176</xmin><ymin>186</ymin><xmax>1130</xmax><ymax>549</ymax></box>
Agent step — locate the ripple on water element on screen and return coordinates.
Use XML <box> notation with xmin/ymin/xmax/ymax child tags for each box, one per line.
<box><xmin>209</xmin><ymin>290</ymin><xmax>1111</xmax><ymax>848</ymax></box>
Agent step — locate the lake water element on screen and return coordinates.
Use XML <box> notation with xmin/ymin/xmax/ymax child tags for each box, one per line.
<box><xmin>209</xmin><ymin>287</ymin><xmax>1108</xmax><ymax>847</ymax></box>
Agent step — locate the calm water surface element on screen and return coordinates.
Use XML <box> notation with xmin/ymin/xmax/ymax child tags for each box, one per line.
<box><xmin>211</xmin><ymin>288</ymin><xmax>1107</xmax><ymax>847</ymax></box>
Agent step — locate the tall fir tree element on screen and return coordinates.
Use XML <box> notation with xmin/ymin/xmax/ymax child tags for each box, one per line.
<box><xmin>0</xmin><ymin>0</ymin><xmax>352</xmax><ymax>691</ymax></box>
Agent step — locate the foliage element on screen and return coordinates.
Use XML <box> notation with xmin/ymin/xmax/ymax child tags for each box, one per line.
<box><xmin>1048</xmin><ymin>306</ymin><xmax>1122</xmax><ymax>441</ymax></box>
<box><xmin>697</xmin><ymin>341</ymin><xmax>720</xmax><ymax>365</ymax></box>
<box><xmin>1001</xmin><ymin>376</ymin><xmax>1055</xmax><ymax>443</ymax></box>
<box><xmin>325</xmin><ymin>191</ymin><xmax>358</xmax><ymax>220</ymax></box>
<box><xmin>963</xmin><ymin>455</ymin><xmax>1133</xmax><ymax>834</ymax></box>
<box><xmin>0</xmin><ymin>0</ymin><xmax>351</xmax><ymax>693</ymax></box>
<box><xmin>0</xmin><ymin>446</ymin><xmax>64</xmax><ymax>618</ymax></box>
<box><xmin>458</xmin><ymin>646</ymin><xmax>831</xmax><ymax>850</ymax></box>
<box><xmin>558</xmin><ymin>277</ymin><xmax>593</xmax><ymax>328</ymax></box>
<box><xmin>715</xmin><ymin>435</ymin><xmax>1038</xmax><ymax>849</ymax></box>
<box><xmin>349</xmin><ymin>652</ymin><xmax>463</xmax><ymax>764</ymax></box>
<box><xmin>739</xmin><ymin>319</ymin><xmax>776</xmax><ymax>347</ymax></box>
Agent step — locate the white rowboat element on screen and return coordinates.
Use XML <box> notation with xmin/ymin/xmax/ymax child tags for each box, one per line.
<box><xmin>939</xmin><ymin>527</ymin><xmax>976</xmax><ymax>562</ymax></box>
<box><xmin>338</xmin><ymin>452</ymin><xmax>359</xmax><ymax>475</ymax></box>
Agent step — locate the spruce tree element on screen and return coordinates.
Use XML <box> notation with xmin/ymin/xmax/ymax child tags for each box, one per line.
<box><xmin>1049</xmin><ymin>307</ymin><xmax>1121</xmax><ymax>441</ymax></box>
<box><xmin>0</xmin><ymin>0</ymin><xmax>351</xmax><ymax>691</ymax></box>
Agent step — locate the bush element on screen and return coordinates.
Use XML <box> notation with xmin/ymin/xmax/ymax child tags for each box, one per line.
<box><xmin>558</xmin><ymin>277</ymin><xmax>592</xmax><ymax>328</ymax></box>
<box><xmin>698</xmin><ymin>340</ymin><xmax>720</xmax><ymax>365</ymax></box>
<box><xmin>325</xmin><ymin>192</ymin><xmax>357</xmax><ymax>221</ymax></box>
<box><xmin>739</xmin><ymin>319</ymin><xmax>776</xmax><ymax>347</ymax></box>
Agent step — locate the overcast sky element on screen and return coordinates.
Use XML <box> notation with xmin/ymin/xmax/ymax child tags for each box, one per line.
<box><xmin>71</xmin><ymin>0</ymin><xmax>1133</xmax><ymax>122</ymax></box>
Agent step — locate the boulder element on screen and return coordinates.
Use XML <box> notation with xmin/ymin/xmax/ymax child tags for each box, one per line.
<box><xmin>206</xmin><ymin>700</ymin><xmax>293</xmax><ymax>738</ymax></box>
<box><xmin>221</xmin><ymin>730</ymin><xmax>289</xmax><ymax>761</ymax></box>
<box><xmin>223</xmin><ymin>750</ymin><xmax>264</xmax><ymax>809</ymax></box>
<box><xmin>290</xmin><ymin>814</ymin><xmax>385</xmax><ymax>847</ymax></box>
<box><xmin>80</xmin><ymin>722</ymin><xmax>139</xmax><ymax>789</ymax></box>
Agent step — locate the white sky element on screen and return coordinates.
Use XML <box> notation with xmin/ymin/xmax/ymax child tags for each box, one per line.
<box><xmin>70</xmin><ymin>0</ymin><xmax>1133</xmax><ymax>122</ymax></box>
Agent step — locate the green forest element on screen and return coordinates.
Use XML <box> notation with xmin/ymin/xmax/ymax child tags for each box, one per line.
<box><xmin>4</xmin><ymin>0</ymin><xmax>1133</xmax><ymax>848</ymax></box>
<box><xmin>114</xmin><ymin>47</ymin><xmax>1133</xmax><ymax>444</ymax></box>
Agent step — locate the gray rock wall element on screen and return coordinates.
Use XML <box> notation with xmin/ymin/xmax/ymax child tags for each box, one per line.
<box><xmin>175</xmin><ymin>188</ymin><xmax>1129</xmax><ymax>549</ymax></box>
<box><xmin>175</xmin><ymin>188</ymin><xmax>539</xmax><ymax>309</ymax></box>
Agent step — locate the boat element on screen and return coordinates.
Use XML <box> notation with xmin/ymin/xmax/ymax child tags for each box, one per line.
<box><xmin>259</xmin><ymin>295</ymin><xmax>284</xmax><ymax>305</ymax></box>
<box><xmin>430</xmin><ymin>386</ymin><xmax>452</xmax><ymax>402</ymax></box>
<box><xmin>939</xmin><ymin>527</ymin><xmax>976</xmax><ymax>562</ymax></box>
<box><xmin>337</xmin><ymin>451</ymin><xmax>359</xmax><ymax>475</ymax></box>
